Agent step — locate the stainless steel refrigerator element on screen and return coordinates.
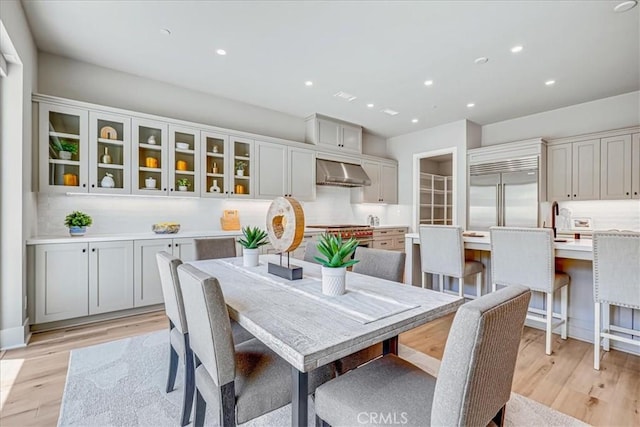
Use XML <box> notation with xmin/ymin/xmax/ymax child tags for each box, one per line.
<box><xmin>468</xmin><ymin>158</ymin><xmax>539</xmax><ymax>231</ymax></box>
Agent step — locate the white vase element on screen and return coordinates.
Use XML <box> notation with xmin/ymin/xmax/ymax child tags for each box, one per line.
<box><xmin>321</xmin><ymin>266</ymin><xmax>347</xmax><ymax>296</ymax></box>
<box><xmin>243</xmin><ymin>248</ymin><xmax>260</xmax><ymax>267</ymax></box>
<box><xmin>178</xmin><ymin>185</ymin><xmax>188</xmax><ymax>191</ymax></box>
<box><xmin>59</xmin><ymin>150</ymin><xmax>72</xmax><ymax>160</ymax></box>
<box><xmin>237</xmin><ymin>169</ymin><xmax>244</xmax><ymax>177</ymax></box>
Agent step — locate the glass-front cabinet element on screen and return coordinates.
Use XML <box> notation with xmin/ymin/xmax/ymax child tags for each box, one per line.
<box><xmin>201</xmin><ymin>131</ymin><xmax>229</xmax><ymax>198</ymax></box>
<box><xmin>230</xmin><ymin>136</ymin><xmax>254</xmax><ymax>198</ymax></box>
<box><xmin>169</xmin><ymin>125</ymin><xmax>200</xmax><ymax>197</ymax></box>
<box><xmin>132</xmin><ymin>118</ymin><xmax>168</xmax><ymax>195</ymax></box>
<box><xmin>89</xmin><ymin>112</ymin><xmax>131</xmax><ymax>194</ymax></box>
<box><xmin>39</xmin><ymin>104</ymin><xmax>89</xmax><ymax>193</ymax></box>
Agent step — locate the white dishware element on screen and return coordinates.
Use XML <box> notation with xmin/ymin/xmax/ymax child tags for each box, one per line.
<box><xmin>145</xmin><ymin>177</ymin><xmax>156</xmax><ymax>189</ymax></box>
<box><xmin>176</xmin><ymin>142</ymin><xmax>189</xmax><ymax>150</ymax></box>
<box><xmin>147</xmin><ymin>135</ymin><xmax>156</xmax><ymax>145</ymax></box>
<box><xmin>101</xmin><ymin>172</ymin><xmax>115</xmax><ymax>188</ymax></box>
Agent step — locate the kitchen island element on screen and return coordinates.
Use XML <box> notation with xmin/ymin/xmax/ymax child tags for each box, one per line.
<box><xmin>404</xmin><ymin>232</ymin><xmax>639</xmax><ymax>356</ymax></box>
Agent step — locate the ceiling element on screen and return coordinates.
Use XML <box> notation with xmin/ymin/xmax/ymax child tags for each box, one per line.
<box><xmin>21</xmin><ymin>1</ymin><xmax>640</xmax><ymax>138</ymax></box>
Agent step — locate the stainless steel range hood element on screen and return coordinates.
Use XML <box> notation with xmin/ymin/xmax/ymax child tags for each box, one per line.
<box><xmin>316</xmin><ymin>159</ymin><xmax>371</xmax><ymax>187</ymax></box>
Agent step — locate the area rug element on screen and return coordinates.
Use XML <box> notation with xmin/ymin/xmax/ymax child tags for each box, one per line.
<box><xmin>58</xmin><ymin>331</ymin><xmax>589</xmax><ymax>426</ymax></box>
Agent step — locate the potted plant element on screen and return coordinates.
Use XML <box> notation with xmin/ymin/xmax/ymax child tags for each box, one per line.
<box><xmin>235</xmin><ymin>160</ymin><xmax>247</xmax><ymax>177</ymax></box>
<box><xmin>64</xmin><ymin>211</ymin><xmax>93</xmax><ymax>236</ymax></box>
<box><xmin>177</xmin><ymin>178</ymin><xmax>190</xmax><ymax>191</ymax></box>
<box><xmin>238</xmin><ymin>226</ymin><xmax>269</xmax><ymax>267</ymax></box>
<box><xmin>314</xmin><ymin>233</ymin><xmax>359</xmax><ymax>296</ymax></box>
<box><xmin>51</xmin><ymin>138</ymin><xmax>78</xmax><ymax>160</ymax></box>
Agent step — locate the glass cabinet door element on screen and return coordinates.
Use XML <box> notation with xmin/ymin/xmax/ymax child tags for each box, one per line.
<box><xmin>169</xmin><ymin>126</ymin><xmax>200</xmax><ymax>197</ymax></box>
<box><xmin>201</xmin><ymin>132</ymin><xmax>229</xmax><ymax>198</ymax></box>
<box><xmin>89</xmin><ymin>112</ymin><xmax>131</xmax><ymax>194</ymax></box>
<box><xmin>39</xmin><ymin>104</ymin><xmax>88</xmax><ymax>193</ymax></box>
<box><xmin>132</xmin><ymin>118</ymin><xmax>168</xmax><ymax>195</ymax></box>
<box><xmin>229</xmin><ymin>136</ymin><xmax>253</xmax><ymax>198</ymax></box>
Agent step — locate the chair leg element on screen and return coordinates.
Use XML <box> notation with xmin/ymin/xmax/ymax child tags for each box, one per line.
<box><xmin>602</xmin><ymin>303</ymin><xmax>610</xmax><ymax>351</ymax></box>
<box><xmin>220</xmin><ymin>381</ymin><xmax>236</xmax><ymax>427</ymax></box>
<box><xmin>475</xmin><ymin>271</ymin><xmax>482</xmax><ymax>299</ymax></box>
<box><xmin>194</xmin><ymin>387</ymin><xmax>206</xmax><ymax>427</ymax></box>
<box><xmin>421</xmin><ymin>272</ymin><xmax>426</xmax><ymax>289</ymax></box>
<box><xmin>458</xmin><ymin>276</ymin><xmax>464</xmax><ymax>298</ymax></box>
<box><xmin>439</xmin><ymin>274</ymin><xmax>444</xmax><ymax>293</ymax></box>
<box><xmin>180</xmin><ymin>334</ymin><xmax>195</xmax><ymax>427</ymax></box>
<box><xmin>492</xmin><ymin>281</ymin><xmax>497</xmax><ymax>293</ymax></box>
<box><xmin>492</xmin><ymin>405</ymin><xmax>506</xmax><ymax>427</ymax></box>
<box><xmin>561</xmin><ymin>285</ymin><xmax>568</xmax><ymax>340</ymax></box>
<box><xmin>316</xmin><ymin>415</ymin><xmax>330</xmax><ymax>427</ymax></box>
<box><xmin>545</xmin><ymin>292</ymin><xmax>553</xmax><ymax>355</ymax></box>
<box><xmin>594</xmin><ymin>302</ymin><xmax>601</xmax><ymax>370</ymax></box>
<box><xmin>166</xmin><ymin>334</ymin><xmax>179</xmax><ymax>392</ymax></box>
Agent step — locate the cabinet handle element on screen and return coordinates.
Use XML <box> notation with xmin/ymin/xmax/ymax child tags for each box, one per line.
<box><xmin>175</xmin><ymin>243</ymin><xmax>179</xmax><ymax>247</ymax></box>
<box><xmin>567</xmin><ymin>194</ymin><xmax>570</xmax><ymax>198</ymax></box>
<box><xmin>82</xmin><ymin>248</ymin><xmax>86</xmax><ymax>253</ymax></box>
<box><xmin>231</xmin><ymin>191</ymin><xmax>234</xmax><ymax>194</ymax></box>
<box><xmin>163</xmin><ymin>188</ymin><xmax>167</xmax><ymax>191</ymax></box>
<box><xmin>170</xmin><ymin>188</ymin><xmax>174</xmax><ymax>192</ymax></box>
<box><xmin>168</xmin><ymin>244</ymin><xmax>172</xmax><ymax>248</ymax></box>
<box><xmin>573</xmin><ymin>194</ymin><xmax>576</xmax><ymax>198</ymax></box>
<box><xmin>635</xmin><ymin>192</ymin><xmax>638</xmax><ymax>195</ymax></box>
<box><xmin>91</xmin><ymin>184</ymin><xmax>95</xmax><ymax>188</ymax></box>
<box><xmin>82</xmin><ymin>183</ymin><xmax>87</xmax><ymax>188</ymax></box>
<box><xmin>626</xmin><ymin>192</ymin><xmax>630</xmax><ymax>196</ymax></box>
<box><xmin>92</xmin><ymin>248</ymin><xmax>96</xmax><ymax>252</ymax></box>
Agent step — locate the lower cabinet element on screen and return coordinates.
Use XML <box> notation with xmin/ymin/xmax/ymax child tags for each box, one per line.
<box><xmin>134</xmin><ymin>239</ymin><xmax>173</xmax><ymax>307</ymax></box>
<box><xmin>89</xmin><ymin>241</ymin><xmax>134</xmax><ymax>315</ymax></box>
<box><xmin>372</xmin><ymin>228</ymin><xmax>408</xmax><ymax>252</ymax></box>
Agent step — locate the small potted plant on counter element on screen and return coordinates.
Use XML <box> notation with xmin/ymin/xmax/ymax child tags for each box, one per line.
<box><xmin>176</xmin><ymin>178</ymin><xmax>190</xmax><ymax>191</ymax></box>
<box><xmin>238</xmin><ymin>226</ymin><xmax>269</xmax><ymax>267</ymax></box>
<box><xmin>64</xmin><ymin>211</ymin><xmax>93</xmax><ymax>236</ymax></box>
<box><xmin>315</xmin><ymin>233</ymin><xmax>359</xmax><ymax>296</ymax></box>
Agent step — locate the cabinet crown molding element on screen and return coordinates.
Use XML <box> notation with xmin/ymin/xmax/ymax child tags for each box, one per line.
<box><xmin>546</xmin><ymin>126</ymin><xmax>640</xmax><ymax>146</ymax></box>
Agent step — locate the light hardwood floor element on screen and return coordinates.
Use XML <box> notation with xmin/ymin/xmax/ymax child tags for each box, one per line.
<box><xmin>1</xmin><ymin>311</ymin><xmax>638</xmax><ymax>426</ymax></box>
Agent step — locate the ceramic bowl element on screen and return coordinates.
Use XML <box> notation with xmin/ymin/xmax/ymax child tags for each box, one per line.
<box><xmin>152</xmin><ymin>223</ymin><xmax>180</xmax><ymax>234</ymax></box>
<box><xmin>176</xmin><ymin>142</ymin><xmax>189</xmax><ymax>150</ymax></box>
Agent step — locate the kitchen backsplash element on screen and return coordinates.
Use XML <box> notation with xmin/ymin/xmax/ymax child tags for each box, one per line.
<box><xmin>35</xmin><ymin>186</ymin><xmax>389</xmax><ymax>236</ymax></box>
<box><xmin>541</xmin><ymin>200</ymin><xmax>640</xmax><ymax>232</ymax></box>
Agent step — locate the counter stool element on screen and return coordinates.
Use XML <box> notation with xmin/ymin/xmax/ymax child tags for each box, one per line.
<box><xmin>490</xmin><ymin>227</ymin><xmax>570</xmax><ymax>355</ymax></box>
<box><xmin>419</xmin><ymin>225</ymin><xmax>483</xmax><ymax>299</ymax></box>
<box><xmin>592</xmin><ymin>231</ymin><xmax>640</xmax><ymax>370</ymax></box>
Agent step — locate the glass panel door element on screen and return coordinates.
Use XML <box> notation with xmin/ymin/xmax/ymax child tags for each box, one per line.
<box><xmin>230</xmin><ymin>137</ymin><xmax>253</xmax><ymax>198</ymax></box>
<box><xmin>169</xmin><ymin>126</ymin><xmax>200</xmax><ymax>197</ymax></box>
<box><xmin>89</xmin><ymin>112</ymin><xmax>130</xmax><ymax>194</ymax></box>
<box><xmin>201</xmin><ymin>132</ymin><xmax>228</xmax><ymax>198</ymax></box>
<box><xmin>132</xmin><ymin>119</ymin><xmax>167</xmax><ymax>194</ymax></box>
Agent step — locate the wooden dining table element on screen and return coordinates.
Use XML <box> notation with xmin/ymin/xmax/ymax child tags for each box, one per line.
<box><xmin>189</xmin><ymin>254</ymin><xmax>463</xmax><ymax>427</ymax></box>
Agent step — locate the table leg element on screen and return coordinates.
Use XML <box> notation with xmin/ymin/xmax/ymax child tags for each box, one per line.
<box><xmin>292</xmin><ymin>367</ymin><xmax>308</xmax><ymax>427</ymax></box>
<box><xmin>383</xmin><ymin>336</ymin><xmax>398</xmax><ymax>355</ymax></box>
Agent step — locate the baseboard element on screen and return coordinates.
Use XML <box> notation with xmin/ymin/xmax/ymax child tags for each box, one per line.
<box><xmin>0</xmin><ymin>318</ymin><xmax>30</xmax><ymax>350</ymax></box>
<box><xmin>30</xmin><ymin>305</ymin><xmax>164</xmax><ymax>333</ymax></box>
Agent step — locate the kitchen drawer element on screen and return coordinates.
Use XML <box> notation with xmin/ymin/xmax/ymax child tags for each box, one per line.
<box><xmin>394</xmin><ymin>236</ymin><xmax>406</xmax><ymax>248</ymax></box>
<box><xmin>372</xmin><ymin>239</ymin><xmax>394</xmax><ymax>250</ymax></box>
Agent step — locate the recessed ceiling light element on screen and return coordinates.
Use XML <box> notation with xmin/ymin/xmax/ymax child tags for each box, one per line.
<box><xmin>424</xmin><ymin>80</ymin><xmax>433</xmax><ymax>86</ymax></box>
<box><xmin>334</xmin><ymin>91</ymin><xmax>357</xmax><ymax>102</ymax></box>
<box><xmin>381</xmin><ymin>108</ymin><xmax>399</xmax><ymax>116</ymax></box>
<box><xmin>366</xmin><ymin>103</ymin><xmax>375</xmax><ymax>108</ymax></box>
<box><xmin>216</xmin><ymin>49</ymin><xmax>227</xmax><ymax>56</ymax></box>
<box><xmin>304</xmin><ymin>81</ymin><xmax>313</xmax><ymax>87</ymax></box>
<box><xmin>411</xmin><ymin>118</ymin><xmax>419</xmax><ymax>123</ymax></box>
<box><xmin>511</xmin><ymin>45</ymin><xmax>524</xmax><ymax>53</ymax></box>
<box><xmin>467</xmin><ymin>103</ymin><xmax>475</xmax><ymax>108</ymax></box>
<box><xmin>545</xmin><ymin>80</ymin><xmax>556</xmax><ymax>86</ymax></box>
<box><xmin>614</xmin><ymin>1</ymin><xmax>638</xmax><ymax>12</ymax></box>
<box><xmin>474</xmin><ymin>57</ymin><xmax>489</xmax><ymax>65</ymax></box>
<box><xmin>160</xmin><ymin>28</ymin><xmax>171</xmax><ymax>36</ymax></box>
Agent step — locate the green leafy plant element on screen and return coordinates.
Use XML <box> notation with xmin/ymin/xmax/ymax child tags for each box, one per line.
<box><xmin>238</xmin><ymin>226</ymin><xmax>269</xmax><ymax>249</ymax></box>
<box><xmin>235</xmin><ymin>160</ymin><xmax>247</xmax><ymax>171</ymax></box>
<box><xmin>51</xmin><ymin>137</ymin><xmax>78</xmax><ymax>154</ymax></box>
<box><xmin>64</xmin><ymin>211</ymin><xmax>92</xmax><ymax>228</ymax></box>
<box><xmin>176</xmin><ymin>178</ymin><xmax>190</xmax><ymax>187</ymax></box>
<box><xmin>314</xmin><ymin>233</ymin><xmax>360</xmax><ymax>268</ymax></box>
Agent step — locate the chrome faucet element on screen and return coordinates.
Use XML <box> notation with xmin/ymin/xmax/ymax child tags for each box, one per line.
<box><xmin>551</xmin><ymin>201</ymin><xmax>559</xmax><ymax>238</ymax></box>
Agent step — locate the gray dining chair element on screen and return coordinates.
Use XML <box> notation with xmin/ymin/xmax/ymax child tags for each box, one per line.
<box><xmin>176</xmin><ymin>264</ymin><xmax>335</xmax><ymax>426</ymax></box>
<box><xmin>194</xmin><ymin>237</ymin><xmax>237</xmax><ymax>260</ymax></box>
<box><xmin>352</xmin><ymin>246</ymin><xmax>406</xmax><ymax>282</ymax></box>
<box><xmin>592</xmin><ymin>231</ymin><xmax>640</xmax><ymax>370</ymax></box>
<box><xmin>315</xmin><ymin>285</ymin><xmax>531</xmax><ymax>427</ymax></box>
<box><xmin>419</xmin><ymin>225</ymin><xmax>483</xmax><ymax>299</ymax></box>
<box><xmin>304</xmin><ymin>239</ymin><xmax>321</xmax><ymax>264</ymax></box>
<box><xmin>490</xmin><ymin>227</ymin><xmax>570</xmax><ymax>355</ymax></box>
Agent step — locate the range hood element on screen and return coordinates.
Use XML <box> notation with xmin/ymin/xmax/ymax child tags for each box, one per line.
<box><xmin>316</xmin><ymin>159</ymin><xmax>371</xmax><ymax>187</ymax></box>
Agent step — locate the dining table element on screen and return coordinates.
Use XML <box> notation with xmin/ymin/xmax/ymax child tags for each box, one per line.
<box><xmin>189</xmin><ymin>254</ymin><xmax>463</xmax><ymax>427</ymax></box>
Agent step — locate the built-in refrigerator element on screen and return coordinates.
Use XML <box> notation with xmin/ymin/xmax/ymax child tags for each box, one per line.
<box><xmin>468</xmin><ymin>158</ymin><xmax>539</xmax><ymax>231</ymax></box>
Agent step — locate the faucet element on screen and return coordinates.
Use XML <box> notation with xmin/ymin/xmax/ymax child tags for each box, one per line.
<box><xmin>551</xmin><ymin>201</ymin><xmax>559</xmax><ymax>238</ymax></box>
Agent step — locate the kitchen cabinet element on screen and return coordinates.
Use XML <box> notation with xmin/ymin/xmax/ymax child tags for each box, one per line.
<box><xmin>39</xmin><ymin>103</ymin><xmax>89</xmax><ymax>193</ymax></box>
<box><xmin>600</xmin><ymin>134</ymin><xmax>638</xmax><ymax>199</ymax></box>
<box><xmin>351</xmin><ymin>160</ymin><xmax>398</xmax><ymax>204</ymax></box>
<box><xmin>35</xmin><ymin>243</ymin><xmax>89</xmax><ymax>323</ymax></box>
<box><xmin>305</xmin><ymin>114</ymin><xmax>362</xmax><ymax>155</ymax></box>
<box><xmin>201</xmin><ymin>131</ymin><xmax>229</xmax><ymax>198</ymax></box>
<box><xmin>89</xmin><ymin>111</ymin><xmax>131</xmax><ymax>194</ymax></box>
<box><xmin>372</xmin><ymin>227</ymin><xmax>408</xmax><ymax>252</ymax></box>
<box><xmin>419</xmin><ymin>173</ymin><xmax>452</xmax><ymax>225</ymax></box>
<box><xmin>547</xmin><ymin>139</ymin><xmax>600</xmax><ymax>201</ymax></box>
<box><xmin>255</xmin><ymin>142</ymin><xmax>315</xmax><ymax>201</ymax></box>
<box><xmin>168</xmin><ymin>125</ymin><xmax>201</xmax><ymax>197</ymax></box>
<box><xmin>229</xmin><ymin>136</ymin><xmax>254</xmax><ymax>198</ymax></box>
<box><xmin>132</xmin><ymin>118</ymin><xmax>169</xmax><ymax>195</ymax></box>
<box><xmin>89</xmin><ymin>241</ymin><xmax>134</xmax><ymax>315</ymax></box>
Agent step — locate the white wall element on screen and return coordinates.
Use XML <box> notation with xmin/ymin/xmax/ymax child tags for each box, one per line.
<box><xmin>482</xmin><ymin>91</ymin><xmax>640</xmax><ymax>146</ymax></box>
<box><xmin>0</xmin><ymin>0</ymin><xmax>38</xmax><ymax>349</ymax></box>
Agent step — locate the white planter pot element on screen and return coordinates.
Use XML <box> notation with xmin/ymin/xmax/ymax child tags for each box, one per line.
<box><xmin>237</xmin><ymin>169</ymin><xmax>244</xmax><ymax>177</ymax></box>
<box><xmin>178</xmin><ymin>185</ymin><xmax>188</xmax><ymax>191</ymax></box>
<box><xmin>321</xmin><ymin>266</ymin><xmax>347</xmax><ymax>296</ymax></box>
<box><xmin>243</xmin><ymin>248</ymin><xmax>260</xmax><ymax>267</ymax></box>
<box><xmin>59</xmin><ymin>150</ymin><xmax>72</xmax><ymax>160</ymax></box>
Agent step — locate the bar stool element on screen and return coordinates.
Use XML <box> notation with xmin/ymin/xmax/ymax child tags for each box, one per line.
<box><xmin>592</xmin><ymin>231</ymin><xmax>640</xmax><ymax>370</ymax></box>
<box><xmin>490</xmin><ymin>227</ymin><xmax>570</xmax><ymax>355</ymax></box>
<box><xmin>419</xmin><ymin>225</ymin><xmax>483</xmax><ymax>299</ymax></box>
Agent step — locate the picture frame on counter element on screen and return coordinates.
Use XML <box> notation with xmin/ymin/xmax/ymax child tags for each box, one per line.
<box><xmin>571</xmin><ymin>217</ymin><xmax>593</xmax><ymax>230</ymax></box>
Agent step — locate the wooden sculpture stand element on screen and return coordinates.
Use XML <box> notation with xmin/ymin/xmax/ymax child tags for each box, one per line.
<box><xmin>266</xmin><ymin>197</ymin><xmax>305</xmax><ymax>280</ymax></box>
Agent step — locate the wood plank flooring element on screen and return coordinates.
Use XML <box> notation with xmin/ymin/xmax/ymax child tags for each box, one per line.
<box><xmin>1</xmin><ymin>310</ymin><xmax>638</xmax><ymax>426</ymax></box>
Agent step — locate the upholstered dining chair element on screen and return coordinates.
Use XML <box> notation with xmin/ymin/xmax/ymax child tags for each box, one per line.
<box><xmin>419</xmin><ymin>225</ymin><xmax>483</xmax><ymax>299</ymax></box>
<box><xmin>194</xmin><ymin>237</ymin><xmax>237</xmax><ymax>260</ymax></box>
<box><xmin>352</xmin><ymin>246</ymin><xmax>406</xmax><ymax>282</ymax></box>
<box><xmin>592</xmin><ymin>230</ymin><xmax>640</xmax><ymax>370</ymax></box>
<box><xmin>176</xmin><ymin>264</ymin><xmax>335</xmax><ymax>427</ymax></box>
<box><xmin>490</xmin><ymin>227</ymin><xmax>570</xmax><ymax>355</ymax></box>
<box><xmin>315</xmin><ymin>285</ymin><xmax>531</xmax><ymax>427</ymax></box>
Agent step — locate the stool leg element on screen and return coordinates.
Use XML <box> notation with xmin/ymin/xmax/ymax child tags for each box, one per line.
<box><xmin>475</xmin><ymin>271</ymin><xmax>482</xmax><ymax>299</ymax></box>
<box><xmin>545</xmin><ymin>292</ymin><xmax>553</xmax><ymax>355</ymax></box>
<box><xmin>458</xmin><ymin>276</ymin><xmax>464</xmax><ymax>298</ymax></box>
<box><xmin>602</xmin><ymin>303</ymin><xmax>610</xmax><ymax>351</ymax></box>
<box><xmin>561</xmin><ymin>285</ymin><xmax>568</xmax><ymax>340</ymax></box>
<box><xmin>439</xmin><ymin>274</ymin><xmax>444</xmax><ymax>293</ymax></box>
<box><xmin>594</xmin><ymin>302</ymin><xmax>601</xmax><ymax>370</ymax></box>
<box><xmin>492</xmin><ymin>281</ymin><xmax>497</xmax><ymax>293</ymax></box>
<box><xmin>421</xmin><ymin>272</ymin><xmax>426</xmax><ymax>289</ymax></box>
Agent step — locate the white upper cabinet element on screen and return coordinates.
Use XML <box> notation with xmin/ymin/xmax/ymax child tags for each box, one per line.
<box><xmin>600</xmin><ymin>134</ymin><xmax>633</xmax><ymax>200</ymax></box>
<box><xmin>201</xmin><ymin>131</ymin><xmax>229</xmax><ymax>198</ymax></box>
<box><xmin>229</xmin><ymin>136</ymin><xmax>254</xmax><ymax>198</ymax></box>
<box><xmin>132</xmin><ymin>118</ymin><xmax>168</xmax><ymax>195</ymax></box>
<box><xmin>169</xmin><ymin>125</ymin><xmax>200</xmax><ymax>197</ymax></box>
<box><xmin>351</xmin><ymin>159</ymin><xmax>398</xmax><ymax>204</ymax></box>
<box><xmin>305</xmin><ymin>114</ymin><xmax>362</xmax><ymax>154</ymax></box>
<box><xmin>89</xmin><ymin>112</ymin><xmax>131</xmax><ymax>194</ymax></box>
<box><xmin>547</xmin><ymin>143</ymin><xmax>572</xmax><ymax>201</ymax></box>
<box><xmin>288</xmin><ymin>147</ymin><xmax>316</xmax><ymax>201</ymax></box>
<box><xmin>255</xmin><ymin>143</ymin><xmax>316</xmax><ymax>201</ymax></box>
<box><xmin>39</xmin><ymin>103</ymin><xmax>89</xmax><ymax>193</ymax></box>
<box><xmin>380</xmin><ymin>162</ymin><xmax>398</xmax><ymax>204</ymax></box>
<box><xmin>547</xmin><ymin>139</ymin><xmax>600</xmax><ymax>201</ymax></box>
<box><xmin>633</xmin><ymin>134</ymin><xmax>640</xmax><ymax>199</ymax></box>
